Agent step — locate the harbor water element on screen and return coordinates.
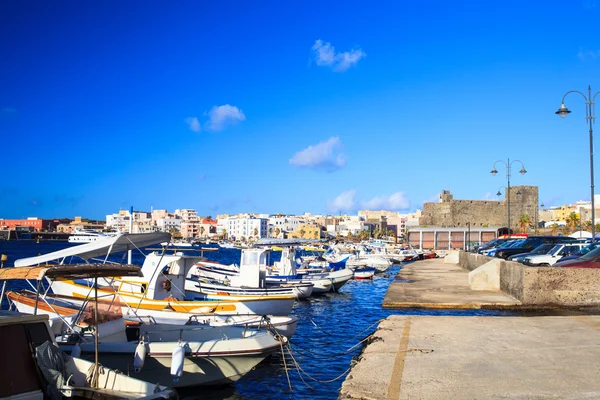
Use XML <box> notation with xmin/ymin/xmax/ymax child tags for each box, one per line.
<box><xmin>0</xmin><ymin>241</ymin><xmax>509</xmax><ymax>399</ymax></box>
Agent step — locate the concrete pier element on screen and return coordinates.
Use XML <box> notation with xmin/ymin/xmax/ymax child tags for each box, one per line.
<box><xmin>382</xmin><ymin>257</ymin><xmax>521</xmax><ymax>309</ymax></box>
<box><xmin>340</xmin><ymin>314</ymin><xmax>600</xmax><ymax>399</ymax></box>
<box><xmin>343</xmin><ymin>253</ymin><xmax>600</xmax><ymax>399</ymax></box>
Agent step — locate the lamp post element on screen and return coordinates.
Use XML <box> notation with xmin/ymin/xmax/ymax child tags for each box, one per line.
<box><xmin>492</xmin><ymin>159</ymin><xmax>527</xmax><ymax>235</ymax></box>
<box><xmin>556</xmin><ymin>86</ymin><xmax>599</xmax><ymax>239</ymax></box>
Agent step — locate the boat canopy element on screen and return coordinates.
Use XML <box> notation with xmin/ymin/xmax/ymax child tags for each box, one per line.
<box><xmin>14</xmin><ymin>232</ymin><xmax>170</xmax><ymax>267</ymax></box>
<box><xmin>0</xmin><ymin>264</ymin><xmax>142</xmax><ymax>281</ymax></box>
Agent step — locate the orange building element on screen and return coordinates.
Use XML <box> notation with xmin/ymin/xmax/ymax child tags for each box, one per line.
<box><xmin>0</xmin><ymin>218</ymin><xmax>44</xmax><ymax>231</ymax></box>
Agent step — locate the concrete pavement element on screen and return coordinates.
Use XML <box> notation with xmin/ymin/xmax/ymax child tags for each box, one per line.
<box><xmin>382</xmin><ymin>257</ymin><xmax>521</xmax><ymax>309</ymax></box>
<box><xmin>340</xmin><ymin>314</ymin><xmax>600</xmax><ymax>400</ymax></box>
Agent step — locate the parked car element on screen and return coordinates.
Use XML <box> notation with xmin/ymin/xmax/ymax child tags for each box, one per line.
<box><xmin>554</xmin><ymin>246</ymin><xmax>600</xmax><ymax>268</ymax></box>
<box><xmin>487</xmin><ymin>239</ymin><xmax>526</xmax><ymax>257</ymax></box>
<box><xmin>476</xmin><ymin>238</ymin><xmax>512</xmax><ymax>255</ymax></box>
<box><xmin>556</xmin><ymin>242</ymin><xmax>600</xmax><ymax>263</ymax></box>
<box><xmin>522</xmin><ymin>243</ymin><xmax>587</xmax><ymax>266</ymax></box>
<box><xmin>494</xmin><ymin>236</ymin><xmax>578</xmax><ymax>260</ymax></box>
<box><xmin>507</xmin><ymin>243</ymin><xmax>556</xmax><ymax>263</ymax></box>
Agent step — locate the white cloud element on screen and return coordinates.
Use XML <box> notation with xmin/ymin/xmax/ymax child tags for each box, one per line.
<box><xmin>206</xmin><ymin>104</ymin><xmax>246</xmax><ymax>131</ymax></box>
<box><xmin>328</xmin><ymin>190</ymin><xmax>357</xmax><ymax>213</ymax></box>
<box><xmin>577</xmin><ymin>47</ymin><xmax>600</xmax><ymax>61</ymax></box>
<box><xmin>289</xmin><ymin>136</ymin><xmax>346</xmax><ymax>172</ymax></box>
<box><xmin>360</xmin><ymin>192</ymin><xmax>410</xmax><ymax>210</ymax></box>
<box><xmin>329</xmin><ymin>190</ymin><xmax>411</xmax><ymax>214</ymax></box>
<box><xmin>185</xmin><ymin>117</ymin><xmax>201</xmax><ymax>132</ymax></box>
<box><xmin>312</xmin><ymin>40</ymin><xmax>366</xmax><ymax>72</ymax></box>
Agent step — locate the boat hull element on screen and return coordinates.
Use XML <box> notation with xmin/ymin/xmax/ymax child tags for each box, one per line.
<box><xmin>50</xmin><ymin>280</ymin><xmax>295</xmax><ymax>316</ymax></box>
<box><xmin>61</xmin><ymin>335</ymin><xmax>279</xmax><ymax>388</ymax></box>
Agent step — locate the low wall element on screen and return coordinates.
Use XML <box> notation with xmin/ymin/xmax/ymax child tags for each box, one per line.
<box><xmin>460</xmin><ymin>252</ymin><xmax>600</xmax><ymax>306</ymax></box>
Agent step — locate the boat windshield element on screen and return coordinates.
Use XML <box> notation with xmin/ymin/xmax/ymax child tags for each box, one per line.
<box><xmin>77</xmin><ymin>297</ymin><xmax>123</xmax><ymax>327</ymax></box>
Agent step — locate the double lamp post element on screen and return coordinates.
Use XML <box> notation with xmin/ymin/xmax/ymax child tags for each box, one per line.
<box><xmin>491</xmin><ymin>159</ymin><xmax>527</xmax><ymax>234</ymax></box>
<box><xmin>556</xmin><ymin>85</ymin><xmax>599</xmax><ymax>239</ymax></box>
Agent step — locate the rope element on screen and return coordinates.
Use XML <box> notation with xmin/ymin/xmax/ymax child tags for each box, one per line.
<box><xmin>261</xmin><ymin>316</ymin><xmax>363</xmax><ymax>387</ymax></box>
<box><xmin>286</xmin><ymin>344</ymin><xmax>353</xmax><ymax>384</ymax></box>
<box><xmin>262</xmin><ymin>316</ymin><xmax>292</xmax><ymax>391</ymax></box>
<box><xmin>288</xmin><ymin>334</ymin><xmax>373</xmax><ymax>359</ymax></box>
<box><xmin>306</xmin><ymin>316</ymin><xmax>384</xmax><ymax>341</ymax></box>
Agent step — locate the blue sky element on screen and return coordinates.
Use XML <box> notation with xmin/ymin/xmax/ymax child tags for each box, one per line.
<box><xmin>1</xmin><ymin>0</ymin><xmax>600</xmax><ymax>219</ymax></box>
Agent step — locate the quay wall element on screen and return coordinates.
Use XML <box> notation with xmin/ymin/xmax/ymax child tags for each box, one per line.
<box><xmin>459</xmin><ymin>251</ymin><xmax>600</xmax><ymax>306</ymax></box>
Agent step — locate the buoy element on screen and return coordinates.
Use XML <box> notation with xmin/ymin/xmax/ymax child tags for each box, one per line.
<box><xmin>71</xmin><ymin>342</ymin><xmax>81</xmax><ymax>358</ymax></box>
<box><xmin>170</xmin><ymin>343</ymin><xmax>185</xmax><ymax>382</ymax></box>
<box><xmin>133</xmin><ymin>341</ymin><xmax>146</xmax><ymax>372</ymax></box>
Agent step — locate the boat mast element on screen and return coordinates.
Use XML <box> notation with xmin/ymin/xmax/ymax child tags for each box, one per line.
<box><xmin>128</xmin><ymin>206</ymin><xmax>133</xmax><ymax>265</ymax></box>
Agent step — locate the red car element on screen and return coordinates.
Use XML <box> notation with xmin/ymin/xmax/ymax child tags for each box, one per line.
<box><xmin>554</xmin><ymin>246</ymin><xmax>600</xmax><ymax>268</ymax></box>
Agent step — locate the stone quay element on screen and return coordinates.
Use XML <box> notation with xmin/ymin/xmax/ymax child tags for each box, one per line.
<box><xmin>340</xmin><ymin>252</ymin><xmax>600</xmax><ymax>399</ymax></box>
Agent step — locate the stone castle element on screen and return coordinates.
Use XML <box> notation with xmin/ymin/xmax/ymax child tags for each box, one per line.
<box><xmin>419</xmin><ymin>186</ymin><xmax>539</xmax><ymax>230</ymax></box>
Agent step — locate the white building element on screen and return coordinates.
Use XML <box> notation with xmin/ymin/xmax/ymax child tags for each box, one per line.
<box><xmin>106</xmin><ymin>210</ymin><xmax>152</xmax><ymax>233</ymax></box>
<box><xmin>268</xmin><ymin>215</ymin><xmax>304</xmax><ymax>238</ymax></box>
<box><xmin>156</xmin><ymin>217</ymin><xmax>182</xmax><ymax>233</ymax></box>
<box><xmin>224</xmin><ymin>216</ymin><xmax>268</xmax><ymax>241</ymax></box>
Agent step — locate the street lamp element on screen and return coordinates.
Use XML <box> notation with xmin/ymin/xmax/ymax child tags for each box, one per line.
<box><xmin>556</xmin><ymin>85</ymin><xmax>599</xmax><ymax>239</ymax></box>
<box><xmin>492</xmin><ymin>159</ymin><xmax>527</xmax><ymax>234</ymax></box>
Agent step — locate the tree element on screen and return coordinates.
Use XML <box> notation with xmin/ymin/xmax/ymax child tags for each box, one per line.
<box><xmin>169</xmin><ymin>227</ymin><xmax>182</xmax><ymax>239</ymax></box>
<box><xmin>200</xmin><ymin>226</ymin><xmax>205</xmax><ymax>238</ymax></box>
<box><xmin>517</xmin><ymin>214</ymin><xmax>533</xmax><ymax>233</ymax></box>
<box><xmin>253</xmin><ymin>228</ymin><xmax>259</xmax><ymax>238</ymax></box>
<box><xmin>268</xmin><ymin>227</ymin><xmax>273</xmax><ymax>238</ymax></box>
<box><xmin>565</xmin><ymin>212</ymin><xmax>580</xmax><ymax>233</ymax></box>
<box><xmin>550</xmin><ymin>224</ymin><xmax>560</xmax><ymax>236</ymax></box>
<box><xmin>275</xmin><ymin>227</ymin><xmax>281</xmax><ymax>238</ymax></box>
<box><xmin>299</xmin><ymin>229</ymin><xmax>306</xmax><ymax>238</ymax></box>
<box><xmin>221</xmin><ymin>228</ymin><xmax>228</xmax><ymax>240</ymax></box>
<box><xmin>358</xmin><ymin>230</ymin><xmax>369</xmax><ymax>240</ymax></box>
<box><xmin>372</xmin><ymin>228</ymin><xmax>380</xmax><ymax>239</ymax></box>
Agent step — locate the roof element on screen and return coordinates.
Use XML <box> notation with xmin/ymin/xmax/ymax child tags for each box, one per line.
<box><xmin>14</xmin><ymin>232</ymin><xmax>169</xmax><ymax>267</ymax></box>
<box><xmin>0</xmin><ymin>264</ymin><xmax>142</xmax><ymax>281</ymax></box>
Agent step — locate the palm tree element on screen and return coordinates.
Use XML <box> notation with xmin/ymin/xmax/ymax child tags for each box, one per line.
<box><xmin>550</xmin><ymin>224</ymin><xmax>560</xmax><ymax>236</ymax></box>
<box><xmin>200</xmin><ymin>226</ymin><xmax>205</xmax><ymax>238</ymax></box>
<box><xmin>299</xmin><ymin>229</ymin><xmax>306</xmax><ymax>238</ymax></box>
<box><xmin>275</xmin><ymin>227</ymin><xmax>281</xmax><ymax>238</ymax></box>
<box><xmin>253</xmin><ymin>228</ymin><xmax>259</xmax><ymax>238</ymax></box>
<box><xmin>221</xmin><ymin>228</ymin><xmax>228</xmax><ymax>240</ymax></box>
<box><xmin>517</xmin><ymin>214</ymin><xmax>533</xmax><ymax>233</ymax></box>
<box><xmin>565</xmin><ymin>212</ymin><xmax>580</xmax><ymax>233</ymax></box>
<box><xmin>268</xmin><ymin>227</ymin><xmax>273</xmax><ymax>238</ymax></box>
<box><xmin>169</xmin><ymin>227</ymin><xmax>182</xmax><ymax>239</ymax></box>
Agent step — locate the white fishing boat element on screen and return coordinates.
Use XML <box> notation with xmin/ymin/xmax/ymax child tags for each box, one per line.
<box><xmin>0</xmin><ymin>263</ymin><xmax>284</xmax><ymax>388</ymax></box>
<box><xmin>353</xmin><ymin>266</ymin><xmax>376</xmax><ymax>280</ymax></box>
<box><xmin>68</xmin><ymin>229</ymin><xmax>116</xmax><ymax>243</ymax></box>
<box><xmin>160</xmin><ymin>240</ymin><xmax>193</xmax><ymax>247</ymax></box>
<box><xmin>189</xmin><ymin>248</ymin><xmax>314</xmax><ymax>299</ymax></box>
<box><xmin>13</xmin><ymin>232</ymin><xmax>296</xmax><ymax>318</ymax></box>
<box><xmin>7</xmin><ymin>290</ymin><xmax>299</xmax><ymax>339</ymax></box>
<box><xmin>268</xmin><ymin>247</ymin><xmax>351</xmax><ymax>292</ymax></box>
<box><xmin>0</xmin><ymin>311</ymin><xmax>177</xmax><ymax>400</ymax></box>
